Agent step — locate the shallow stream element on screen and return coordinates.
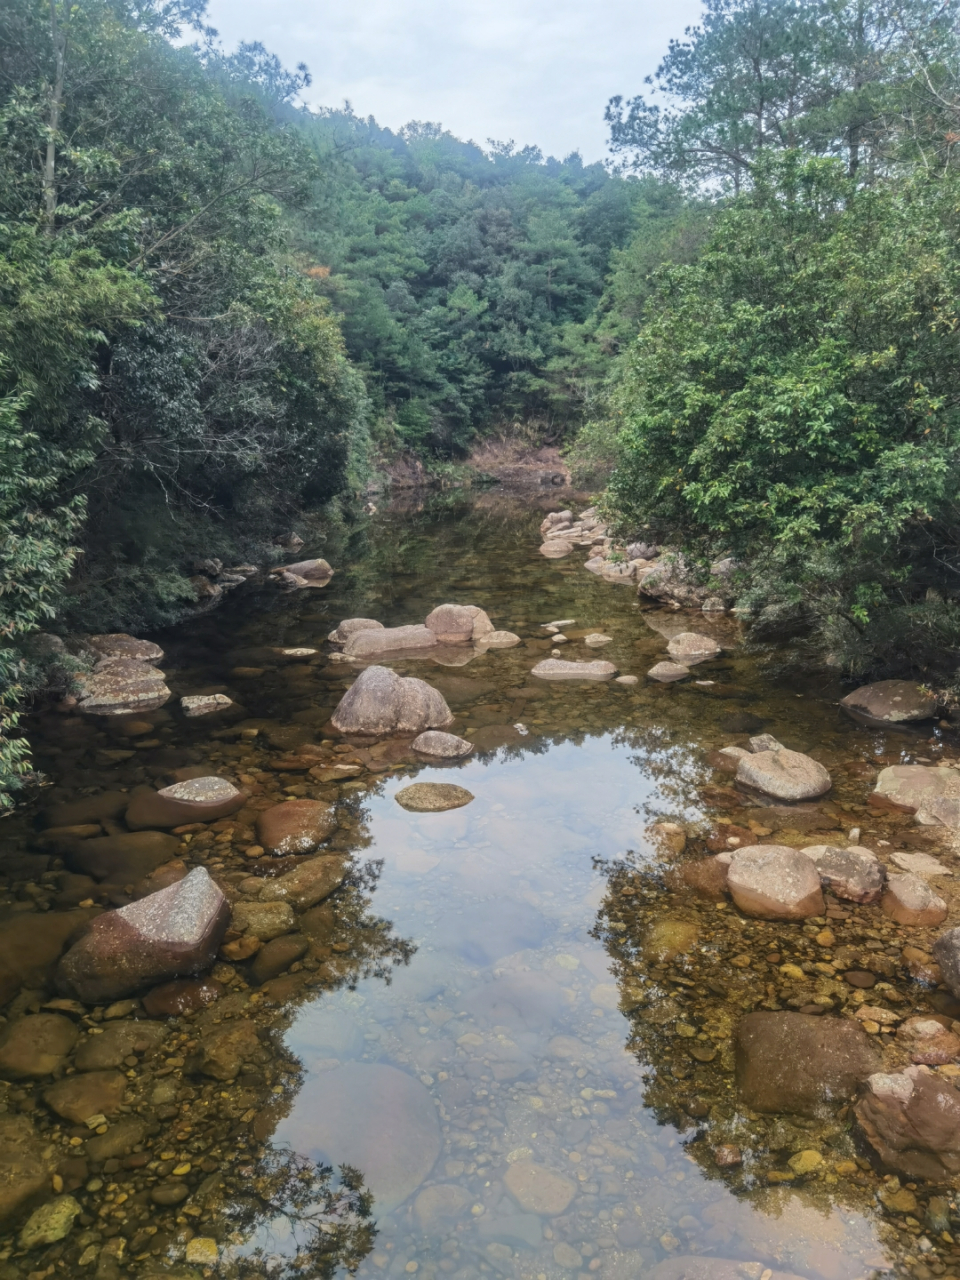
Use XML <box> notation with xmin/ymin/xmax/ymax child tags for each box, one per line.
<box><xmin>4</xmin><ymin>490</ymin><xmax>960</xmax><ymax>1280</ymax></box>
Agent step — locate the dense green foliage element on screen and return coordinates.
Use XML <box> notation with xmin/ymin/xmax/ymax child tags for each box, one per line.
<box><xmin>596</xmin><ymin>0</ymin><xmax>960</xmax><ymax>675</ymax></box>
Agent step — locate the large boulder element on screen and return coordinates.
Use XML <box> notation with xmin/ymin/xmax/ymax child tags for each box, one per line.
<box><xmin>531</xmin><ymin>659</ymin><xmax>617</xmax><ymax>681</ymax></box>
<box><xmin>666</xmin><ymin>633</ymin><xmax>721</xmax><ymax>665</ymax></box>
<box><xmin>328</xmin><ymin>618</ymin><xmax>384</xmax><ymax>645</ymax></box>
<box><xmin>424</xmin><ymin>604</ymin><xmax>494</xmax><ymax>644</ymax></box>
<box><xmin>841</xmin><ymin>680</ymin><xmax>938</xmax><ymax>726</ymax></box>
<box><xmin>75</xmin><ymin>657</ymin><xmax>170</xmax><ymax>716</ymax></box>
<box><xmin>727</xmin><ymin>846</ymin><xmax>825</xmax><ymax>919</ymax></box>
<box><xmin>256</xmin><ymin>800</ymin><xmax>337</xmax><ymax>855</ymax></box>
<box><xmin>56</xmin><ymin>867</ymin><xmax>230</xmax><ymax>1002</ymax></box>
<box><xmin>331</xmin><ymin>665</ymin><xmax>453</xmax><ymax>735</ymax></box>
<box><xmin>736</xmin><ymin>748</ymin><xmax>832</xmax><ymax>801</ymax></box>
<box><xmin>735</xmin><ymin>1012</ymin><xmax>880</xmax><ymax>1116</ymax></box>
<box><xmin>855</xmin><ymin>1066</ymin><xmax>960</xmax><ymax>1179</ymax></box>
<box><xmin>882</xmin><ymin>872</ymin><xmax>947</xmax><ymax>926</ymax></box>
<box><xmin>799</xmin><ymin>845</ymin><xmax>884</xmax><ymax>904</ymax></box>
<box><xmin>342</xmin><ymin>624</ymin><xmax>437</xmax><ymax>657</ymax></box>
<box><xmin>873</xmin><ymin>765</ymin><xmax>960</xmax><ymax>827</ymax></box>
<box><xmin>125</xmin><ymin>776</ymin><xmax>244</xmax><ymax>830</ymax></box>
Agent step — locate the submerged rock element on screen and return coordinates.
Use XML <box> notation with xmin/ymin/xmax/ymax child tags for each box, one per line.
<box><xmin>180</xmin><ymin>694</ymin><xmax>233</xmax><ymax>717</ymax></box>
<box><xmin>531</xmin><ymin>658</ymin><xmax>616</xmax><ymax>680</ymax></box>
<box><xmin>63</xmin><ymin>831</ymin><xmax>180</xmax><ymax>883</ymax></box>
<box><xmin>56</xmin><ymin>867</ymin><xmax>230</xmax><ymax>1002</ymax></box>
<box><xmin>411</xmin><ymin>730</ymin><xmax>474</xmax><ymax>759</ymax></box>
<box><xmin>503</xmin><ymin>1161</ymin><xmax>576</xmax><ymax>1216</ymax></box>
<box><xmin>897</xmin><ymin>1016</ymin><xmax>960</xmax><ymax>1064</ymax></box>
<box><xmin>231</xmin><ymin>900</ymin><xmax>296</xmax><ymax>940</ymax></box>
<box><xmin>855</xmin><ymin>1066</ymin><xmax>960</xmax><ymax>1179</ymax></box>
<box><xmin>331</xmin><ymin>665</ymin><xmax>454</xmax><ymax>734</ymax></box>
<box><xmin>342</xmin><ymin>624</ymin><xmax>437</xmax><ymax>657</ymax></box>
<box><xmin>0</xmin><ymin>1116</ymin><xmax>55</xmax><ymax>1222</ymax></box>
<box><xmin>841</xmin><ymin>680</ymin><xmax>938</xmax><ymax>725</ymax></box>
<box><xmin>799</xmin><ymin>844</ymin><xmax>884</xmax><ymax>904</ymax></box>
<box><xmin>735</xmin><ymin>1011</ymin><xmax>880</xmax><ymax>1116</ymax></box>
<box><xmin>258</xmin><ymin>856</ymin><xmax>349</xmax><ymax>910</ymax></box>
<box><xmin>650</xmin><ymin>1261</ymin><xmax>807</xmax><ymax>1280</ymax></box>
<box><xmin>256</xmin><ymin>799</ymin><xmax>337</xmax><ymax>855</ymax></box>
<box><xmin>87</xmin><ymin>633</ymin><xmax>164</xmax><ymax>663</ymax></box>
<box><xmin>727</xmin><ymin>846</ymin><xmax>825</xmax><ymax>919</ymax></box>
<box><xmin>0</xmin><ymin>1014</ymin><xmax>79</xmax><ymax>1079</ymax></box>
<box><xmin>882</xmin><ymin>872</ymin><xmax>947</xmax><ymax>926</ymax></box>
<box><xmin>478</xmin><ymin>630</ymin><xmax>521</xmax><ymax>647</ymax></box>
<box><xmin>277</xmin><ymin>1062</ymin><xmax>441</xmax><ymax>1212</ymax></box>
<box><xmin>873</xmin><ymin>764</ymin><xmax>960</xmax><ymax>826</ymax></box>
<box><xmin>73</xmin><ymin>1020</ymin><xmax>167</xmax><ymax>1070</ymax></box>
<box><xmin>18</xmin><ymin>1195</ymin><xmax>80</xmax><ymax>1249</ymax></box>
<box><xmin>395</xmin><ymin>783</ymin><xmax>474</xmax><ymax>812</ymax></box>
<box><xmin>933</xmin><ymin>928</ymin><xmax>960</xmax><ymax>998</ymax></box>
<box><xmin>125</xmin><ymin>776</ymin><xmax>244</xmax><ymax>830</ymax></box>
<box><xmin>540</xmin><ymin>541</ymin><xmax>574</xmax><ymax>558</ymax></box>
<box><xmin>43</xmin><ymin>1071</ymin><xmax>126</xmax><ymax>1122</ymax></box>
<box><xmin>666</xmin><ymin>632</ymin><xmax>721</xmax><ymax>665</ymax></box>
<box><xmin>736</xmin><ymin>748</ymin><xmax>832</xmax><ymax>801</ymax></box>
<box><xmin>278</xmin><ymin>558</ymin><xmax>333</xmax><ymax>584</ymax></box>
<box><xmin>141</xmin><ymin>977</ymin><xmax>222</xmax><ymax>1018</ymax></box>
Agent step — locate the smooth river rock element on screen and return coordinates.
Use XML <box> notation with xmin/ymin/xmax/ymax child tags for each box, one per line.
<box><xmin>881</xmin><ymin>872</ymin><xmax>947</xmax><ymax>926</ymax></box>
<box><xmin>736</xmin><ymin>747</ymin><xmax>832</xmax><ymax>801</ymax></box>
<box><xmin>88</xmin><ymin>633</ymin><xmax>164</xmax><ymax>663</ymax></box>
<box><xmin>395</xmin><ymin>783</ymin><xmax>475</xmax><ymax>812</ymax></box>
<box><xmin>531</xmin><ymin>659</ymin><xmax>616</xmax><ymax>680</ymax></box>
<box><xmin>343</xmin><ymin>624</ymin><xmax>438</xmax><ymax>657</ymax></box>
<box><xmin>503</xmin><ymin>1161</ymin><xmax>576</xmax><ymax>1215</ymax></box>
<box><xmin>328</xmin><ymin>618</ymin><xmax>384</xmax><ymax>645</ymax></box>
<box><xmin>855</xmin><ymin>1066</ymin><xmax>960</xmax><ymax>1179</ymax></box>
<box><xmin>280</xmin><ymin>558</ymin><xmax>333</xmax><ymax>583</ymax></box>
<box><xmin>231</xmin><ymin>900</ymin><xmax>296</xmax><ymax>940</ymax></box>
<box><xmin>125</xmin><ymin>776</ymin><xmax>244</xmax><ymax>829</ymax></box>
<box><xmin>331</xmin><ymin>665</ymin><xmax>454</xmax><ymax>735</ymax></box>
<box><xmin>76</xmin><ymin>657</ymin><xmax>170</xmax><ymax>716</ymax></box>
<box><xmin>63</xmin><ymin>831</ymin><xmax>180</xmax><ymax>883</ymax></box>
<box><xmin>424</xmin><ymin>604</ymin><xmax>494</xmax><ymax>643</ymax></box>
<box><xmin>180</xmin><ymin>694</ymin><xmax>233</xmax><ymax>717</ymax></box>
<box><xmin>74</xmin><ymin>1020</ymin><xmax>167</xmax><ymax>1071</ymax></box>
<box><xmin>0</xmin><ymin>1014</ymin><xmax>79</xmax><ymax>1079</ymax></box>
<box><xmin>258</xmin><ymin>856</ymin><xmax>349</xmax><ymax>910</ymax></box>
<box><xmin>540</xmin><ymin>541</ymin><xmax>573</xmax><ymax>558</ymax></box>
<box><xmin>873</xmin><ymin>764</ymin><xmax>960</xmax><ymax>826</ymax></box>
<box><xmin>933</xmin><ymin>928</ymin><xmax>960</xmax><ymax>998</ymax></box>
<box><xmin>277</xmin><ymin>1063</ymin><xmax>441</xmax><ymax>1212</ymax></box>
<box><xmin>256</xmin><ymin>799</ymin><xmax>337</xmax><ymax>854</ymax></box>
<box><xmin>841</xmin><ymin>680</ymin><xmax>938</xmax><ymax>725</ymax></box>
<box><xmin>411</xmin><ymin>731</ymin><xmax>474</xmax><ymax>759</ymax></box>
<box><xmin>56</xmin><ymin>867</ymin><xmax>230</xmax><ymax>1002</ymax></box>
<box><xmin>799</xmin><ymin>845</ymin><xmax>884</xmax><ymax>904</ymax></box>
<box><xmin>647</xmin><ymin>662</ymin><xmax>690</xmax><ymax>683</ymax></box>
<box><xmin>478</xmin><ymin>630</ymin><xmax>521</xmax><ymax>647</ymax></box>
<box><xmin>43</xmin><ymin>1070</ymin><xmax>127</xmax><ymax>1122</ymax></box>
<box><xmin>736</xmin><ymin>1012</ymin><xmax>880</xmax><ymax>1116</ymax></box>
<box><xmin>18</xmin><ymin>1195</ymin><xmax>81</xmax><ymax>1249</ymax></box>
<box><xmin>0</xmin><ymin>1116</ymin><xmax>55</xmax><ymax>1222</ymax></box>
<box><xmin>666</xmin><ymin>632</ymin><xmax>721</xmax><ymax>665</ymax></box>
<box><xmin>727</xmin><ymin>846</ymin><xmax>825</xmax><ymax>919</ymax></box>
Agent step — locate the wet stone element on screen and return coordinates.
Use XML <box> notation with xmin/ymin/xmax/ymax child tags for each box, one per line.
<box><xmin>181</xmin><ymin>694</ymin><xmax>233</xmax><ymax>717</ymax></box>
<box><xmin>125</xmin><ymin>776</ymin><xmax>244</xmax><ymax>829</ymax></box>
<box><xmin>256</xmin><ymin>799</ymin><xmax>338</xmax><ymax>854</ymax></box>
<box><xmin>231</xmin><ymin>900</ymin><xmax>296</xmax><ymax>941</ymax></box>
<box><xmin>18</xmin><ymin>1195</ymin><xmax>81</xmax><ymax>1249</ymax></box>
<box><xmin>410</xmin><ymin>730</ymin><xmax>474</xmax><ymax>759</ymax></box>
<box><xmin>666</xmin><ymin>632</ymin><xmax>721</xmax><ymax>665</ymax></box>
<box><xmin>395</xmin><ymin>783</ymin><xmax>475</xmax><ymax>812</ymax></box>
<box><xmin>726</xmin><ymin>845</ymin><xmax>825</xmax><ymax>919</ymax></box>
<box><xmin>882</xmin><ymin>872</ymin><xmax>948</xmax><ymax>926</ymax></box>
<box><xmin>736</xmin><ymin>748</ymin><xmax>832</xmax><ymax>801</ymax></box>
<box><xmin>332</xmin><ymin>665</ymin><xmax>454</xmax><ymax>734</ymax></box>
<box><xmin>933</xmin><ymin>928</ymin><xmax>960</xmax><ymax>998</ymax></box>
<box><xmin>735</xmin><ymin>1011</ymin><xmax>881</xmax><ymax>1116</ymax></box>
<box><xmin>503</xmin><ymin>1161</ymin><xmax>576</xmax><ymax>1215</ymax></box>
<box><xmin>855</xmin><ymin>1066</ymin><xmax>960</xmax><ymax>1179</ymax></box>
<box><xmin>413</xmin><ymin>1183</ymin><xmax>471</xmax><ymax>1231</ymax></box>
<box><xmin>43</xmin><ymin>1070</ymin><xmax>127</xmax><ymax>1122</ymax></box>
<box><xmin>76</xmin><ymin>658</ymin><xmax>170</xmax><ymax>717</ymax></box>
<box><xmin>342</xmin><ymin>624</ymin><xmax>438</xmax><ymax>657</ymax></box>
<box><xmin>531</xmin><ymin>658</ymin><xmax>617</xmax><ymax>680</ymax></box>
<box><xmin>193</xmin><ymin>1018</ymin><xmax>260</xmax><ymax>1081</ymax></box>
<box><xmin>84</xmin><ymin>1115</ymin><xmax>145</xmax><ymax>1163</ymax></box>
<box><xmin>0</xmin><ymin>1116</ymin><xmax>54</xmax><ymax>1222</ymax></box>
<box><xmin>0</xmin><ymin>1014</ymin><xmax>79</xmax><ymax>1079</ymax></box>
<box><xmin>873</xmin><ymin>764</ymin><xmax>960</xmax><ymax>826</ymax></box>
<box><xmin>63</xmin><ymin>831</ymin><xmax>181</xmax><ymax>883</ymax></box>
<box><xmin>250</xmin><ymin>933</ymin><xmax>309</xmax><ymax>983</ymax></box>
<box><xmin>647</xmin><ymin>662</ymin><xmax>690</xmax><ymax>683</ymax></box>
<box><xmin>799</xmin><ymin>844</ymin><xmax>884</xmax><ymax>904</ymax></box>
<box><xmin>258</xmin><ymin>855</ymin><xmax>349</xmax><ymax>910</ymax></box>
<box><xmin>74</xmin><ymin>1020</ymin><xmax>167</xmax><ymax>1069</ymax></box>
<box><xmin>328</xmin><ymin>617</ymin><xmax>384</xmax><ymax>644</ymax></box>
<box><xmin>840</xmin><ymin>680</ymin><xmax>938</xmax><ymax>725</ymax></box>
<box><xmin>897</xmin><ymin>1015</ymin><xmax>960</xmax><ymax>1064</ymax></box>
<box><xmin>57</xmin><ymin>866</ymin><xmax>230</xmax><ymax>1002</ymax></box>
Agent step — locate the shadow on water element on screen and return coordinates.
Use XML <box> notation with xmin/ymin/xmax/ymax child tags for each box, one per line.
<box><xmin>3</xmin><ymin>489</ymin><xmax>960</xmax><ymax>1279</ymax></box>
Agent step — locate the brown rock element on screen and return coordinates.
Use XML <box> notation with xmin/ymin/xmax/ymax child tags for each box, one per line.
<box><xmin>896</xmin><ymin>1016</ymin><xmax>960</xmax><ymax>1064</ymax></box>
<box><xmin>881</xmin><ymin>872</ymin><xmax>947</xmax><ymax>926</ymax></box>
<box><xmin>503</xmin><ymin>1162</ymin><xmax>576</xmax><ymax>1215</ymax></box>
<box><xmin>133</xmin><ymin>859</ymin><xmax>189</xmax><ymax>899</ymax></box>
<box><xmin>220</xmin><ymin>935</ymin><xmax>261</xmax><ymax>961</ymax></box>
<box><xmin>0</xmin><ymin>1116</ymin><xmax>56</xmax><ymax>1222</ymax></box>
<box><xmin>328</xmin><ymin>618</ymin><xmax>384</xmax><ymax>645</ymax></box>
<box><xmin>343</xmin><ymin>624</ymin><xmax>438</xmax><ymax>657</ymax></box>
<box><xmin>193</xmin><ymin>1019</ymin><xmax>260</xmax><ymax>1080</ymax></box>
<box><xmin>0</xmin><ymin>910</ymin><xmax>98</xmax><ymax>1004</ymax></box>
<box><xmin>142</xmin><ymin>977</ymin><xmax>222</xmax><ymax>1018</ymax></box>
<box><xmin>531</xmin><ymin>659</ymin><xmax>617</xmax><ymax>680</ymax></box>
<box><xmin>87</xmin><ymin>633</ymin><xmax>164</xmax><ymax>663</ymax></box>
<box><xmin>855</xmin><ymin>1066</ymin><xmax>960</xmax><ymax>1179</ymax></box>
<box><xmin>735</xmin><ymin>1012</ymin><xmax>880</xmax><ymax>1116</ymax></box>
<box><xmin>250</xmin><ymin>934</ymin><xmax>309</xmax><ymax>983</ymax></box>
<box><xmin>125</xmin><ymin>777</ymin><xmax>244</xmax><ymax>830</ymax></box>
<box><xmin>56</xmin><ymin>867</ymin><xmax>230</xmax><ymax>1002</ymax></box>
<box><xmin>414</xmin><ymin>1184</ymin><xmax>471</xmax><ymax>1231</ymax></box>
<box><xmin>63</xmin><ymin>831</ymin><xmax>180</xmax><ymax>882</ymax></box>
<box><xmin>151</xmin><ymin>1180</ymin><xmax>189</xmax><ymax>1205</ymax></box>
<box><xmin>424</xmin><ymin>604</ymin><xmax>494</xmax><ymax>643</ymax></box>
<box><xmin>282</xmin><ymin>558</ymin><xmax>333</xmax><ymax>582</ymax></box>
<box><xmin>0</xmin><ymin>1014</ymin><xmax>79</xmax><ymax>1079</ymax></box>
<box><xmin>873</xmin><ymin>764</ymin><xmax>960</xmax><ymax>826</ymax></box>
<box><xmin>727</xmin><ymin>846</ymin><xmax>825</xmax><ymax>919</ymax></box>
<box><xmin>75</xmin><ymin>657</ymin><xmax>170</xmax><ymax>717</ymax></box>
<box><xmin>258</xmin><ymin>855</ymin><xmax>349</xmax><ymax>910</ymax></box>
<box><xmin>42</xmin><ymin>793</ymin><xmax>129</xmax><ymax>828</ymax></box>
<box><xmin>799</xmin><ymin>845</ymin><xmax>884</xmax><ymax>904</ymax></box>
<box><xmin>231</xmin><ymin>900</ymin><xmax>296</xmax><ymax>941</ymax></box>
<box><xmin>85</xmin><ymin>1116</ymin><xmax>145</xmax><ymax>1163</ymax></box>
<box><xmin>410</xmin><ymin>731</ymin><xmax>474</xmax><ymax>759</ymax></box>
<box><xmin>676</xmin><ymin>858</ymin><xmax>729</xmax><ymax>900</ymax></box>
<box><xmin>74</xmin><ymin>1020</ymin><xmax>167</xmax><ymax>1070</ymax></box>
<box><xmin>44</xmin><ymin>1071</ymin><xmax>127</xmax><ymax>1122</ymax></box>
<box><xmin>395</xmin><ymin>782</ymin><xmax>475</xmax><ymax>812</ymax></box>
<box><xmin>933</xmin><ymin>928</ymin><xmax>960</xmax><ymax>997</ymax></box>
<box><xmin>256</xmin><ymin>800</ymin><xmax>337</xmax><ymax>855</ymax></box>
<box><xmin>331</xmin><ymin>665</ymin><xmax>453</xmax><ymax>735</ymax></box>
<box><xmin>841</xmin><ymin>680</ymin><xmax>938</xmax><ymax>726</ymax></box>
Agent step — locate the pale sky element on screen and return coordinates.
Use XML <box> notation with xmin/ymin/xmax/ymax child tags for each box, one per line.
<box><xmin>203</xmin><ymin>0</ymin><xmax>706</xmax><ymax>163</ymax></box>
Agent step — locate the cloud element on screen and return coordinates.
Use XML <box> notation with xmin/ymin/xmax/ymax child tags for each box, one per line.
<box><xmin>203</xmin><ymin>0</ymin><xmax>705</xmax><ymax>162</ymax></box>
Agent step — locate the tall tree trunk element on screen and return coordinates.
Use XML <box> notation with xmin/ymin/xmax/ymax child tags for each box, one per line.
<box><xmin>42</xmin><ymin>0</ymin><xmax>65</xmax><ymax>233</ymax></box>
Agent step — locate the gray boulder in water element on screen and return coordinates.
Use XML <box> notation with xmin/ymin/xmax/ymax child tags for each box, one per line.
<box><xmin>331</xmin><ymin>665</ymin><xmax>454</xmax><ymax>734</ymax></box>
